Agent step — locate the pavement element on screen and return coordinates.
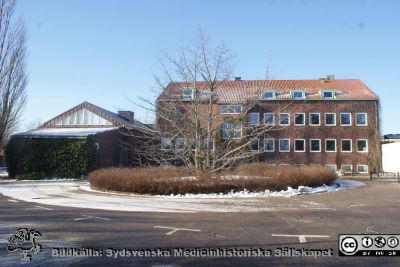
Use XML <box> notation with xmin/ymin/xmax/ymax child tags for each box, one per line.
<box><xmin>1</xmin><ymin>180</ymin><xmax>400</xmax><ymax>266</ymax></box>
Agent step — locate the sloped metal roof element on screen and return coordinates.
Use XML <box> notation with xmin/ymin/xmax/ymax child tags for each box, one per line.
<box><xmin>13</xmin><ymin>127</ymin><xmax>118</xmax><ymax>138</ymax></box>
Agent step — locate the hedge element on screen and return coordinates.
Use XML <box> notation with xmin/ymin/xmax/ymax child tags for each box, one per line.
<box><xmin>5</xmin><ymin>137</ymin><xmax>98</xmax><ymax>179</ymax></box>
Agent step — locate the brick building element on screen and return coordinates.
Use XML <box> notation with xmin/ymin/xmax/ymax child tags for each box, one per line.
<box><xmin>157</xmin><ymin>76</ymin><xmax>381</xmax><ymax>174</ymax></box>
<box><xmin>10</xmin><ymin>101</ymin><xmax>150</xmax><ymax>171</ymax></box>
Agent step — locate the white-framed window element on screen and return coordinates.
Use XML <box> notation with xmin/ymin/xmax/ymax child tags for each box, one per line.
<box><xmin>264</xmin><ymin>138</ymin><xmax>275</xmax><ymax>152</ymax></box>
<box><xmin>341</xmin><ymin>139</ymin><xmax>352</xmax><ymax>152</ymax></box>
<box><xmin>180</xmin><ymin>86</ymin><xmax>194</xmax><ymax>101</ymax></box>
<box><xmin>326</xmin><ymin>164</ymin><xmax>337</xmax><ymax>171</ymax></box>
<box><xmin>264</xmin><ymin>112</ymin><xmax>275</xmax><ymax>126</ymax></box>
<box><xmin>220</xmin><ymin>104</ymin><xmax>242</xmax><ymax>114</ymax></box>
<box><xmin>204</xmin><ymin>138</ymin><xmax>214</xmax><ymax>151</ymax></box>
<box><xmin>221</xmin><ymin>122</ymin><xmax>242</xmax><ymax>139</ymax></box>
<box><xmin>249</xmin><ymin>138</ymin><xmax>259</xmax><ymax>151</ymax></box>
<box><xmin>356</xmin><ymin>139</ymin><xmax>368</xmax><ymax>152</ymax></box>
<box><xmin>309</xmin><ymin>113</ymin><xmax>321</xmax><ymax>126</ymax></box>
<box><xmin>175</xmin><ymin>138</ymin><xmax>185</xmax><ymax>151</ymax></box>
<box><xmin>357</xmin><ymin>165</ymin><xmax>369</xmax><ymax>173</ymax></box>
<box><xmin>325</xmin><ymin>139</ymin><xmax>336</xmax><ymax>152</ymax></box>
<box><xmin>294</xmin><ymin>139</ymin><xmax>305</xmax><ymax>152</ymax></box>
<box><xmin>340</xmin><ymin>113</ymin><xmax>352</xmax><ymax>126</ymax></box>
<box><xmin>161</xmin><ymin>137</ymin><xmax>172</xmax><ymax>151</ymax></box>
<box><xmin>279</xmin><ymin>113</ymin><xmax>290</xmax><ymax>126</ymax></box>
<box><xmin>310</xmin><ymin>139</ymin><xmax>321</xmax><ymax>152</ymax></box>
<box><xmin>248</xmin><ymin>112</ymin><xmax>260</xmax><ymax>126</ymax></box>
<box><xmin>356</xmin><ymin>113</ymin><xmax>367</xmax><ymax>126</ymax></box>
<box><xmin>294</xmin><ymin>113</ymin><xmax>305</xmax><ymax>126</ymax></box>
<box><xmin>261</xmin><ymin>90</ymin><xmax>276</xmax><ymax>99</ymax></box>
<box><xmin>320</xmin><ymin>90</ymin><xmax>335</xmax><ymax>99</ymax></box>
<box><xmin>279</xmin><ymin>139</ymin><xmax>290</xmax><ymax>152</ymax></box>
<box><xmin>341</xmin><ymin>164</ymin><xmax>352</xmax><ymax>172</ymax></box>
<box><xmin>291</xmin><ymin>90</ymin><xmax>306</xmax><ymax>99</ymax></box>
<box><xmin>325</xmin><ymin>113</ymin><xmax>336</xmax><ymax>126</ymax></box>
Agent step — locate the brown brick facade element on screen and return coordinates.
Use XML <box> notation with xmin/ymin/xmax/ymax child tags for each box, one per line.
<box><xmin>159</xmin><ymin>99</ymin><xmax>381</xmax><ymax>173</ymax></box>
<box><xmin>243</xmin><ymin>100</ymin><xmax>381</xmax><ymax>172</ymax></box>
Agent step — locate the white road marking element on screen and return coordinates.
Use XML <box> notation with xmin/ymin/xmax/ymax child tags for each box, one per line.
<box><xmin>348</xmin><ymin>204</ymin><xmax>369</xmax><ymax>208</ymax></box>
<box><xmin>308</xmin><ymin>208</ymin><xmax>336</xmax><ymax>211</ymax></box>
<box><xmin>154</xmin><ymin>226</ymin><xmax>201</xmax><ymax>235</ymax></box>
<box><xmin>25</xmin><ymin>205</ymin><xmax>54</xmax><ymax>211</ymax></box>
<box><xmin>152</xmin><ymin>265</ymin><xmax>180</xmax><ymax>267</ymax></box>
<box><xmin>8</xmin><ymin>199</ymin><xmax>18</xmax><ymax>203</ymax></box>
<box><xmin>272</xmin><ymin>234</ymin><xmax>330</xmax><ymax>243</ymax></box>
<box><xmin>74</xmin><ymin>215</ymin><xmax>110</xmax><ymax>221</ymax></box>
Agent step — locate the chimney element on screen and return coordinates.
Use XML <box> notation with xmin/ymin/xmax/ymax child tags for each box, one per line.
<box><xmin>118</xmin><ymin>111</ymin><xmax>134</xmax><ymax>122</ymax></box>
<box><xmin>319</xmin><ymin>74</ymin><xmax>335</xmax><ymax>82</ymax></box>
<box><xmin>235</xmin><ymin>77</ymin><xmax>241</xmax><ymax>81</ymax></box>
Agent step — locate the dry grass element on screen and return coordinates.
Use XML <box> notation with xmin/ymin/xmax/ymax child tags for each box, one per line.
<box><xmin>88</xmin><ymin>164</ymin><xmax>337</xmax><ymax>195</ymax></box>
<box><xmin>228</xmin><ymin>164</ymin><xmax>337</xmax><ymax>189</ymax></box>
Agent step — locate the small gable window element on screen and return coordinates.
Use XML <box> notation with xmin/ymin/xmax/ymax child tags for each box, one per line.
<box><xmin>321</xmin><ymin>90</ymin><xmax>335</xmax><ymax>99</ymax></box>
<box><xmin>180</xmin><ymin>86</ymin><xmax>194</xmax><ymax>101</ymax></box>
<box><xmin>291</xmin><ymin>90</ymin><xmax>305</xmax><ymax>99</ymax></box>
<box><xmin>261</xmin><ymin>90</ymin><xmax>276</xmax><ymax>99</ymax></box>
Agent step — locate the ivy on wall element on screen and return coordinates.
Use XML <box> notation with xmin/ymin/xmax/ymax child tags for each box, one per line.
<box><xmin>5</xmin><ymin>137</ymin><xmax>98</xmax><ymax>179</ymax></box>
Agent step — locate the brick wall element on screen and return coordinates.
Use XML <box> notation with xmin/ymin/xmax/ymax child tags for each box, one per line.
<box><xmin>246</xmin><ymin>100</ymin><xmax>381</xmax><ymax>172</ymax></box>
<box><xmin>157</xmin><ymin>99</ymin><xmax>381</xmax><ymax>172</ymax></box>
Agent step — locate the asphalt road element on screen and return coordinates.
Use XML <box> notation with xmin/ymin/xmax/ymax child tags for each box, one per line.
<box><xmin>1</xmin><ymin>181</ymin><xmax>400</xmax><ymax>266</ymax></box>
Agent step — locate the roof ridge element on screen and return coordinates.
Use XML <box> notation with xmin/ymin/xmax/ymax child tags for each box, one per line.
<box><xmin>38</xmin><ymin>101</ymin><xmax>151</xmax><ymax>130</ymax></box>
<box><xmin>162</xmin><ymin>79</ymin><xmax>378</xmax><ymax>101</ymax></box>
<box><xmin>174</xmin><ymin>78</ymin><xmax>363</xmax><ymax>82</ymax></box>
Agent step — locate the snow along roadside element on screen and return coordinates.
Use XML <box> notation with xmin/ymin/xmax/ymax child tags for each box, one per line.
<box><xmin>80</xmin><ymin>179</ymin><xmax>365</xmax><ymax>198</ymax></box>
<box><xmin>0</xmin><ymin>179</ymin><xmax>365</xmax><ymax>213</ymax></box>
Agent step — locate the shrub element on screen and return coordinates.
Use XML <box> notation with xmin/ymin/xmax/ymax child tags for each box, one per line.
<box><xmin>229</xmin><ymin>164</ymin><xmax>336</xmax><ymax>190</ymax></box>
<box><xmin>6</xmin><ymin>137</ymin><xmax>98</xmax><ymax>179</ymax></box>
<box><xmin>88</xmin><ymin>164</ymin><xmax>337</xmax><ymax>195</ymax></box>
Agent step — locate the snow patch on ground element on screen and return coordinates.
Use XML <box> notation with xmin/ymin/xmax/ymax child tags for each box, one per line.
<box><xmin>0</xmin><ymin>178</ymin><xmax>80</xmax><ymax>183</ymax></box>
<box><xmin>19</xmin><ymin>178</ymin><xmax>81</xmax><ymax>182</ymax></box>
<box><xmin>0</xmin><ymin>179</ymin><xmax>365</xmax><ymax>213</ymax></box>
<box><xmin>0</xmin><ymin>179</ymin><xmax>16</xmax><ymax>183</ymax></box>
<box><xmin>80</xmin><ymin>179</ymin><xmax>364</xmax><ymax>198</ymax></box>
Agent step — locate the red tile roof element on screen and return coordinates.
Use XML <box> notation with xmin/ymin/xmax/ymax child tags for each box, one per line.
<box><xmin>159</xmin><ymin>79</ymin><xmax>378</xmax><ymax>103</ymax></box>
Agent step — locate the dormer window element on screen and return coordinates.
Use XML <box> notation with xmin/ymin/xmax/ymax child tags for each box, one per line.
<box><xmin>180</xmin><ymin>86</ymin><xmax>194</xmax><ymax>101</ymax></box>
<box><xmin>261</xmin><ymin>90</ymin><xmax>276</xmax><ymax>99</ymax></box>
<box><xmin>321</xmin><ymin>90</ymin><xmax>335</xmax><ymax>99</ymax></box>
<box><xmin>291</xmin><ymin>90</ymin><xmax>305</xmax><ymax>99</ymax></box>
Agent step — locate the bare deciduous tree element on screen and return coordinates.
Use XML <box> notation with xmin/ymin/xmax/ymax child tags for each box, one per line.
<box><xmin>24</xmin><ymin>118</ymin><xmax>42</xmax><ymax>131</ymax></box>
<box><xmin>126</xmin><ymin>31</ymin><xmax>383</xmax><ymax>177</ymax></box>
<box><xmin>0</xmin><ymin>0</ymin><xmax>28</xmax><ymax>150</ymax></box>
<box><xmin>128</xmin><ymin>31</ymin><xmax>290</xmax><ymax>177</ymax></box>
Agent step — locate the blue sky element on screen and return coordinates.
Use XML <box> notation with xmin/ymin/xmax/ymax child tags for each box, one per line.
<box><xmin>16</xmin><ymin>0</ymin><xmax>400</xmax><ymax>133</ymax></box>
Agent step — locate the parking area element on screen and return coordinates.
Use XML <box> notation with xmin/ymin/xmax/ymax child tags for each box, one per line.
<box><xmin>1</xmin><ymin>181</ymin><xmax>400</xmax><ymax>266</ymax></box>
